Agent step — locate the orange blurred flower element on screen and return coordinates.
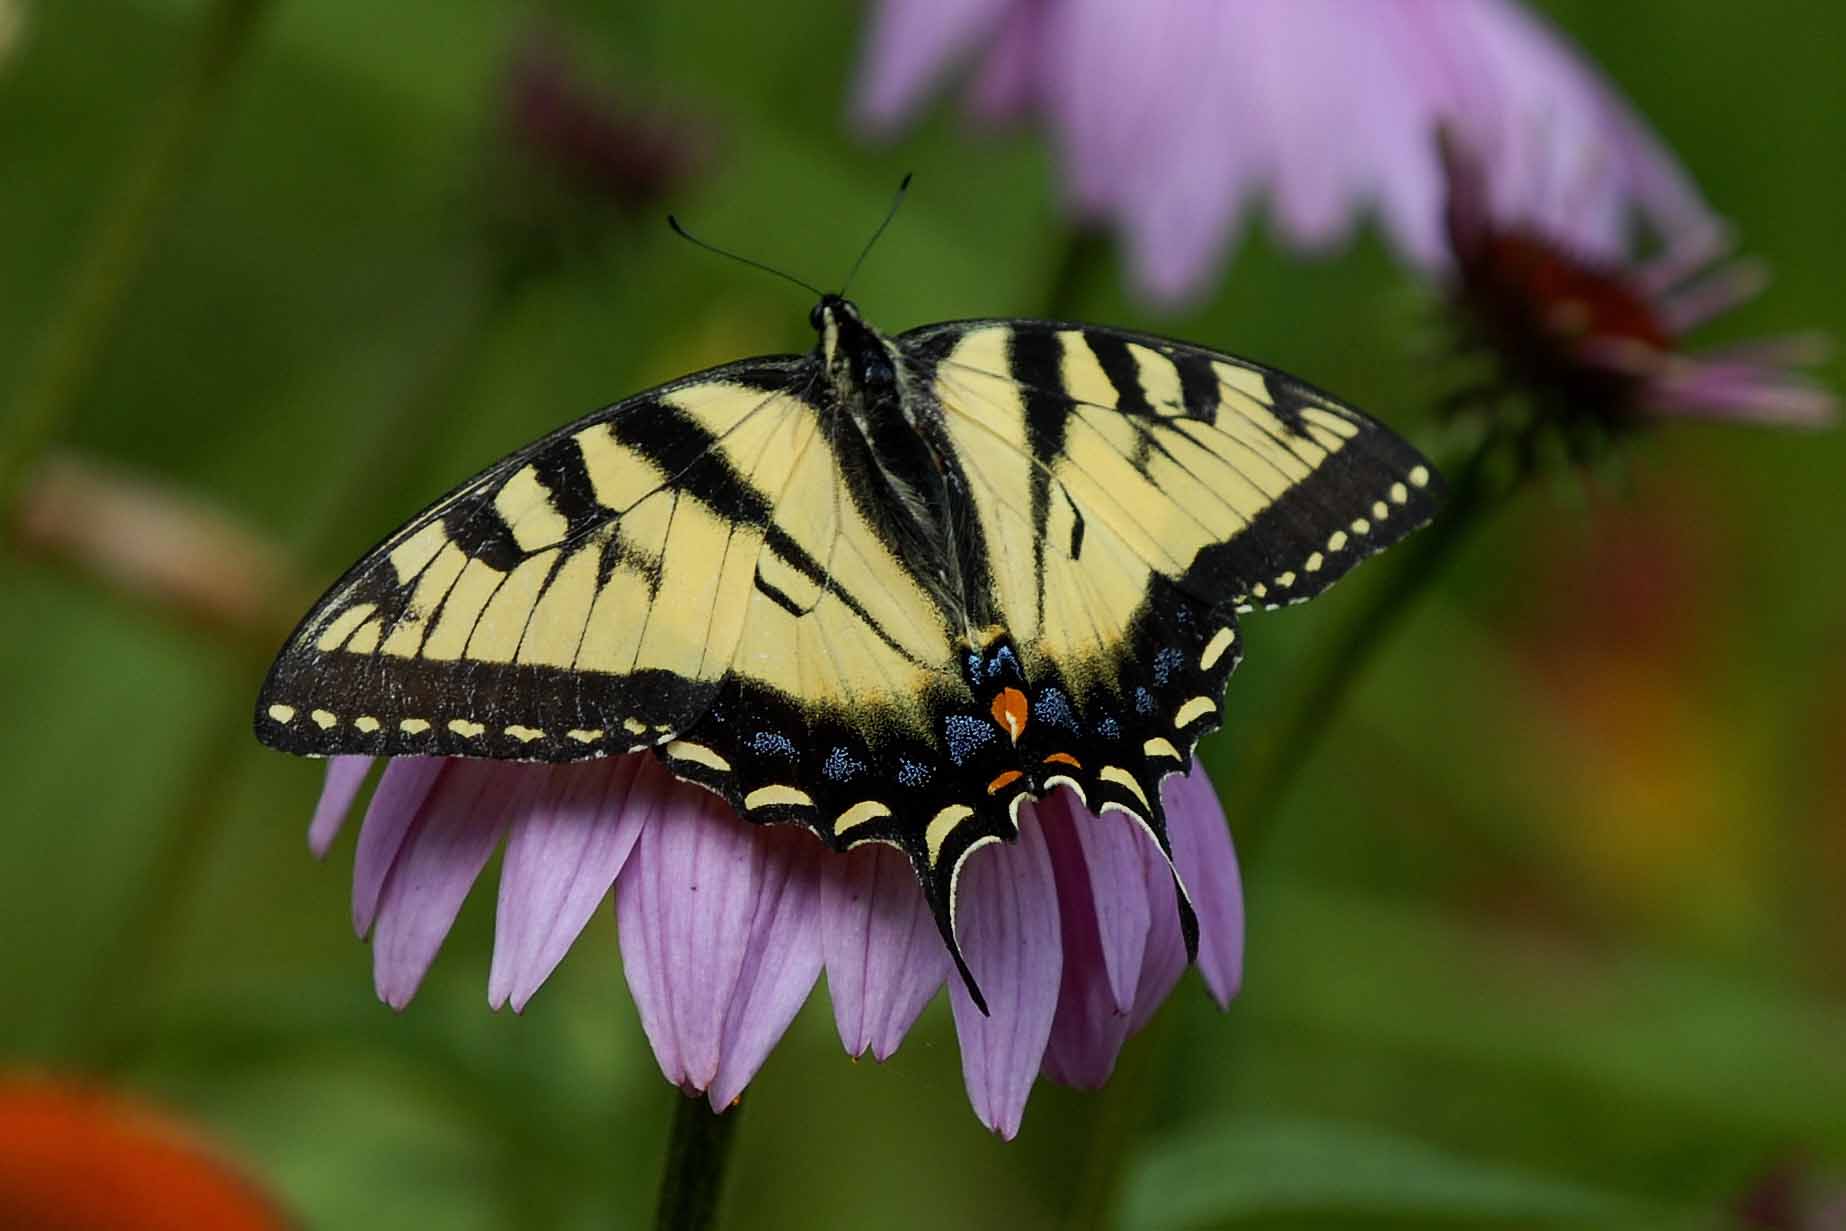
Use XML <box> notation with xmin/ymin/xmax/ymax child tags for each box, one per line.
<box><xmin>0</xmin><ymin>1075</ymin><xmax>290</xmax><ymax>1231</ymax></box>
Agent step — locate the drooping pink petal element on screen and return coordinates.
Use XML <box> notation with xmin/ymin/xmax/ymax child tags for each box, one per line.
<box><xmin>488</xmin><ymin>755</ymin><xmax>650</xmax><ymax>1012</ymax></box>
<box><xmin>964</xmin><ymin>0</ymin><xmax>1040</xmax><ymax>123</ymax></box>
<box><xmin>1643</xmin><ymin>361</ymin><xmax>1837</xmax><ymax>426</ymax></box>
<box><xmin>351</xmin><ymin>757</ymin><xmax>445</xmax><ymax>937</ymax></box>
<box><xmin>308</xmin><ymin>756</ymin><xmax>373</xmax><ymax>859</ymax></box>
<box><xmin>1164</xmin><ymin>763</ymin><xmax>1244</xmax><ymax>1008</ymax></box>
<box><xmin>617</xmin><ymin>777</ymin><xmax>796</xmax><ymax>1098</ymax></box>
<box><xmin>373</xmin><ymin>763</ymin><xmax>544</xmax><ymax>1010</ymax></box>
<box><xmin>851</xmin><ymin>0</ymin><xmax>1724</xmax><ymax>302</ymax></box>
<box><xmin>948</xmin><ymin>812</ymin><xmax>1062</xmax><ymax>1139</ymax></box>
<box><xmin>1127</xmin><ymin>833</ymin><xmax>1190</xmax><ymax>1034</ymax></box>
<box><xmin>1106</xmin><ymin>2</ymin><xmax>1268</xmax><ymax>301</ymax></box>
<box><xmin>851</xmin><ymin>0</ymin><xmax>1015</xmax><ymax>134</ymax></box>
<box><xmin>821</xmin><ymin>842</ymin><xmax>949</xmax><ymax>1061</ymax></box>
<box><xmin>1038</xmin><ymin>798</ymin><xmax>1147</xmax><ymax>1087</ymax></box>
<box><xmin>1050</xmin><ymin>789</ymin><xmax>1149</xmax><ymax>1012</ymax></box>
<box><xmin>708</xmin><ymin>828</ymin><xmax>826</xmax><ymax>1110</ymax></box>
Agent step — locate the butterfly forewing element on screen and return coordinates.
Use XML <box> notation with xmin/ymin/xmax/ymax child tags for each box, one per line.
<box><xmin>256</xmin><ymin>358</ymin><xmax>818</xmax><ymax>761</ymax></box>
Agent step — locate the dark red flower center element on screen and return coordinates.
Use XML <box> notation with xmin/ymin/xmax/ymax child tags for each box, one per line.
<box><xmin>1474</xmin><ymin>232</ymin><xmax>1672</xmax><ymax>353</ymax></box>
<box><xmin>1451</xmin><ymin>226</ymin><xmax>1678</xmax><ymax>420</ymax></box>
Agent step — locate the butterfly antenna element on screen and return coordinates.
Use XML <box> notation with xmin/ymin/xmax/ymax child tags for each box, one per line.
<box><xmin>840</xmin><ymin>172</ymin><xmax>913</xmax><ymax>297</ymax></box>
<box><xmin>667</xmin><ymin>215</ymin><xmax>824</xmax><ymax>298</ymax></box>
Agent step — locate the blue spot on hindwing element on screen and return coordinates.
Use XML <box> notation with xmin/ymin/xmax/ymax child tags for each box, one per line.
<box><xmin>748</xmin><ymin>730</ymin><xmax>798</xmax><ymax>761</ymax></box>
<box><xmin>1033</xmin><ymin>687</ymin><xmax>1078</xmax><ymax>731</ymax></box>
<box><xmin>896</xmin><ymin>757</ymin><xmax>932</xmax><ymax>788</ymax></box>
<box><xmin>944</xmin><ymin>713</ymin><xmax>996</xmax><ymax>766</ymax></box>
<box><xmin>1153</xmin><ymin>646</ymin><xmax>1184</xmax><ymax>685</ymax></box>
<box><xmin>823</xmin><ymin>746</ymin><xmax>866</xmax><ymax>782</ymax></box>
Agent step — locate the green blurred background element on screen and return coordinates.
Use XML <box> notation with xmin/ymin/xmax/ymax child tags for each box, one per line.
<box><xmin>2</xmin><ymin>1</ymin><xmax>1842</xmax><ymax>1227</ymax></box>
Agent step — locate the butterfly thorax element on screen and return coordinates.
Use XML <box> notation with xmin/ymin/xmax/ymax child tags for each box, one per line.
<box><xmin>813</xmin><ymin>295</ymin><xmax>991</xmax><ymax>633</ymax></box>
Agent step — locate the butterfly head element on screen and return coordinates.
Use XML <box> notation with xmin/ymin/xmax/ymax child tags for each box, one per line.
<box><xmin>813</xmin><ymin>294</ymin><xmax>901</xmax><ymax>405</ymax></box>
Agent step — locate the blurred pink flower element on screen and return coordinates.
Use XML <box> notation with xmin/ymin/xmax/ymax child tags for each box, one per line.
<box><xmin>852</xmin><ymin>0</ymin><xmax>1714</xmax><ymax>303</ymax></box>
<box><xmin>1441</xmin><ymin>133</ymin><xmax>1834</xmax><ymax>428</ymax></box>
<box><xmin>308</xmin><ymin>753</ymin><xmax>1241</xmax><ymax>1139</ymax></box>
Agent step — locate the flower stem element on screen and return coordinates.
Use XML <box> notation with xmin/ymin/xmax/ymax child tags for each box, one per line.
<box><xmin>0</xmin><ymin>0</ymin><xmax>276</xmax><ymax>513</ymax></box>
<box><xmin>1042</xmin><ymin>227</ymin><xmax>1109</xmax><ymax>321</ymax></box>
<box><xmin>1225</xmin><ymin>428</ymin><xmax>1509</xmax><ymax>858</ymax></box>
<box><xmin>654</xmin><ymin>1096</ymin><xmax>741</xmax><ymax>1231</ymax></box>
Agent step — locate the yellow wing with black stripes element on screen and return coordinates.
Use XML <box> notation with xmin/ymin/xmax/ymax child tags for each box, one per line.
<box><xmin>257</xmin><ymin>357</ymin><xmax>960</xmax><ymax>765</ymax></box>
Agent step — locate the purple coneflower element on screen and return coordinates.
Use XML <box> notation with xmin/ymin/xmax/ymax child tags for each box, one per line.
<box><xmin>853</xmin><ymin>0</ymin><xmax>1713</xmax><ymax>303</ymax></box>
<box><xmin>308</xmin><ymin>751</ymin><xmax>1241</xmax><ymax>1139</ymax></box>
<box><xmin>1439</xmin><ymin>132</ymin><xmax>1834</xmax><ymax>431</ymax></box>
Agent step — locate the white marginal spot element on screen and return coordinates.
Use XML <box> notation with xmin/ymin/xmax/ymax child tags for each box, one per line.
<box><xmin>310</xmin><ymin>709</ymin><xmax>337</xmax><ymax>730</ymax></box>
<box><xmin>448</xmin><ymin>719</ymin><xmax>485</xmax><ymax>738</ymax></box>
<box><xmin>400</xmin><ymin>718</ymin><xmax>431</xmax><ymax>735</ymax></box>
<box><xmin>622</xmin><ymin>718</ymin><xmax>648</xmax><ymax>735</ymax></box>
<box><xmin>505</xmin><ymin>724</ymin><xmax>544</xmax><ymax>743</ymax></box>
<box><xmin>1328</xmin><ymin>530</ymin><xmax>1348</xmax><ymax>552</ymax></box>
<box><xmin>1372</xmin><ymin>500</ymin><xmax>1389</xmax><ymax>520</ymax></box>
<box><xmin>1199</xmin><ymin>626</ymin><xmax>1237</xmax><ymax>670</ymax></box>
<box><xmin>834</xmin><ymin>800</ymin><xmax>892</xmax><ymax>837</ymax></box>
<box><xmin>925</xmin><ymin>804</ymin><xmax>975</xmax><ymax>865</ymax></box>
<box><xmin>1099</xmin><ymin>765</ymin><xmax>1151</xmax><ymax>809</ymax></box>
<box><xmin>266</xmin><ymin>704</ymin><xmax>296</xmax><ymax>725</ymax></box>
<box><xmin>665</xmin><ymin>740</ymin><xmax>731</xmax><ymax>773</ymax></box>
<box><xmin>1251</xmin><ymin>582</ymin><xmax>1268</xmax><ymax>599</ymax></box>
<box><xmin>1305</xmin><ymin>551</ymin><xmax>1324</xmax><ymax>573</ymax></box>
<box><xmin>1390</xmin><ymin>481</ymin><xmax>1409</xmax><ymax>504</ymax></box>
<box><xmin>1351</xmin><ymin>518</ymin><xmax>1371</xmax><ymax>535</ymax></box>
<box><xmin>1143</xmin><ymin>736</ymin><xmax>1182</xmax><ymax>760</ymax></box>
<box><xmin>1409</xmin><ymin>465</ymin><xmax>1431</xmax><ymax>488</ymax></box>
<box><xmin>567</xmin><ymin>728</ymin><xmax>604</xmax><ymax>744</ymax></box>
<box><xmin>745</xmin><ymin>784</ymin><xmax>814</xmax><ymax>810</ymax></box>
<box><xmin>354</xmin><ymin>716</ymin><xmax>381</xmax><ymax>734</ymax></box>
<box><xmin>1174</xmin><ymin>695</ymin><xmax>1217</xmax><ymax>729</ymax></box>
<box><xmin>1276</xmin><ymin>571</ymin><xmax>1296</xmax><ymax>588</ymax></box>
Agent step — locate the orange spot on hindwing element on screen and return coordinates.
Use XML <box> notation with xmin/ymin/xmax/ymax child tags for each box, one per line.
<box><xmin>1042</xmin><ymin>751</ymin><xmax>1081</xmax><ymax>769</ymax></box>
<box><xmin>991</xmin><ymin>687</ymin><xmax>1029</xmax><ymax>743</ymax></box>
<box><xmin>986</xmin><ymin>769</ymin><xmax>1024</xmax><ymax>795</ymax></box>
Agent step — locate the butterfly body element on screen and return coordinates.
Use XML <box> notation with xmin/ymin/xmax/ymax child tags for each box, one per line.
<box><xmin>258</xmin><ymin>298</ymin><xmax>1442</xmax><ymax>1007</ymax></box>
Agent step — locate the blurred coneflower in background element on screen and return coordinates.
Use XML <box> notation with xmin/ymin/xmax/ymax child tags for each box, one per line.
<box><xmin>1438</xmin><ymin>130</ymin><xmax>1834</xmax><ymax>451</ymax></box>
<box><xmin>853</xmin><ymin>0</ymin><xmax>1715</xmax><ymax>304</ymax></box>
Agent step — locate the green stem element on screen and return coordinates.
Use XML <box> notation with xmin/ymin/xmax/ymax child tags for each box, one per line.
<box><xmin>1041</xmin><ymin>227</ymin><xmax>1109</xmax><ymax>321</ymax></box>
<box><xmin>0</xmin><ymin>0</ymin><xmax>276</xmax><ymax>512</ymax></box>
<box><xmin>1225</xmin><ymin>429</ymin><xmax>1508</xmax><ymax>859</ymax></box>
<box><xmin>72</xmin><ymin>676</ymin><xmax>259</xmax><ymax>1070</ymax></box>
<box><xmin>654</xmin><ymin>1095</ymin><xmax>741</xmax><ymax>1231</ymax></box>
